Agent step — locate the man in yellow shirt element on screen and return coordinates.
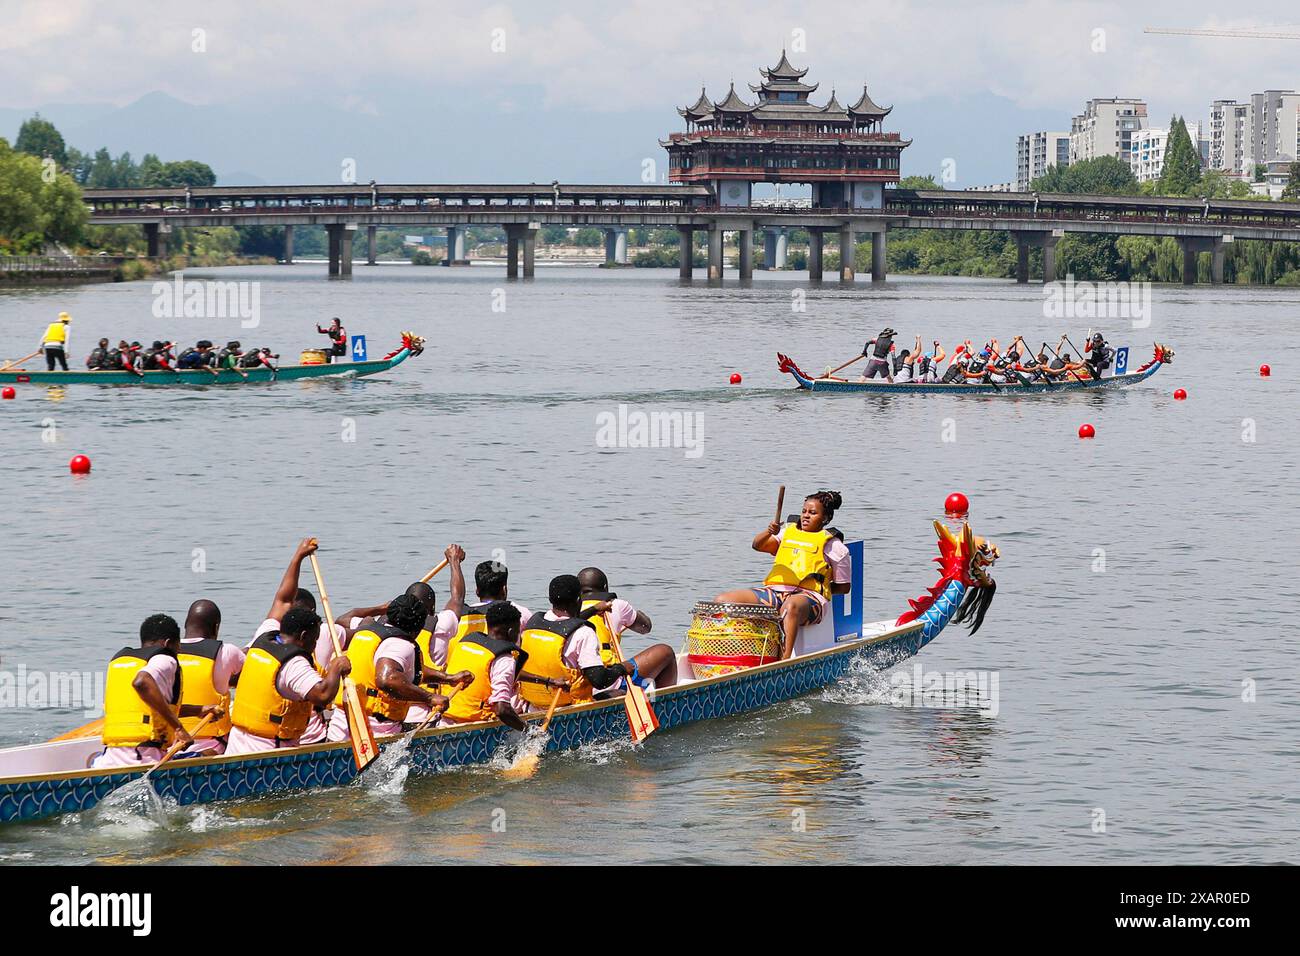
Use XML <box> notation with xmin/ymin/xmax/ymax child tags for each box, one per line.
<box><xmin>40</xmin><ymin>312</ymin><xmax>71</xmax><ymax>371</ymax></box>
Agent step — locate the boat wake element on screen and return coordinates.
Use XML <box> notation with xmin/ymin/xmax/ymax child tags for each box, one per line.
<box><xmin>70</xmin><ymin>778</ymin><xmax>242</xmax><ymax>835</ymax></box>
<box><xmin>816</xmin><ymin>655</ymin><xmax>900</xmax><ymax>707</ymax></box>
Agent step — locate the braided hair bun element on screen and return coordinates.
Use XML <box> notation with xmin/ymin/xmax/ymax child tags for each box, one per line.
<box><xmin>807</xmin><ymin>490</ymin><xmax>843</xmax><ymax>521</ymax></box>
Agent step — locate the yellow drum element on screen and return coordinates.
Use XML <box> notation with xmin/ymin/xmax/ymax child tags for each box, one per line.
<box><xmin>299</xmin><ymin>349</ymin><xmax>328</xmax><ymax>365</ymax></box>
<box><xmin>684</xmin><ymin>602</ymin><xmax>783</xmax><ymax>679</ymax></box>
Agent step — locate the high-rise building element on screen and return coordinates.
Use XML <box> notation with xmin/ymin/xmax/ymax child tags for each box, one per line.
<box><xmin>1069</xmin><ymin>98</ymin><xmax>1148</xmax><ymax>165</ymax></box>
<box><xmin>1130</xmin><ymin>128</ymin><xmax>1167</xmax><ymax>183</ymax></box>
<box><xmin>1209</xmin><ymin>100</ymin><xmax>1253</xmax><ymax>175</ymax></box>
<box><xmin>1250</xmin><ymin>90</ymin><xmax>1300</xmax><ymax>165</ymax></box>
<box><xmin>1016</xmin><ymin>130</ymin><xmax>1070</xmax><ymax>190</ymax></box>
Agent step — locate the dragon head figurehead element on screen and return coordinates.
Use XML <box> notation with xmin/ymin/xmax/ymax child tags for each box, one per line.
<box><xmin>400</xmin><ymin>332</ymin><xmax>426</xmax><ymax>356</ymax></box>
<box><xmin>1155</xmin><ymin>343</ymin><xmax>1174</xmax><ymax>365</ymax></box>
<box><xmin>897</xmin><ymin>520</ymin><xmax>1000</xmax><ymax>634</ymax></box>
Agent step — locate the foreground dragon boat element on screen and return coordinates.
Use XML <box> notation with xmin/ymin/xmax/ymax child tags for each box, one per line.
<box><xmin>0</xmin><ymin>521</ymin><xmax>999</xmax><ymax>824</ymax></box>
<box><xmin>0</xmin><ymin>333</ymin><xmax>424</xmax><ymax>386</ymax></box>
<box><xmin>777</xmin><ymin>344</ymin><xmax>1172</xmax><ymax>395</ymax></box>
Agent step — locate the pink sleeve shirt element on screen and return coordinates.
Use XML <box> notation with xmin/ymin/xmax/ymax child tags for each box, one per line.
<box><xmin>213</xmin><ymin>642</ymin><xmax>246</xmax><ymax>695</ymax></box>
<box><xmin>546</xmin><ymin>612</ymin><xmax>603</xmax><ymax>670</ymax></box>
<box><xmin>428</xmin><ymin>609</ymin><xmax>460</xmax><ymax>669</ymax></box>
<box><xmin>772</xmin><ymin>528</ymin><xmax>853</xmax><ymax>604</ymax></box>
<box><xmin>374</xmin><ymin>637</ymin><xmax>416</xmax><ymax>679</ymax></box>
<box><xmin>486</xmin><ymin>655</ymin><xmax>519</xmax><ymax>706</ymax></box>
<box><xmin>275</xmin><ymin>654</ymin><xmax>323</xmax><ymax>700</ymax></box>
<box><xmin>141</xmin><ymin>652</ymin><xmax>180</xmax><ymax>700</ymax></box>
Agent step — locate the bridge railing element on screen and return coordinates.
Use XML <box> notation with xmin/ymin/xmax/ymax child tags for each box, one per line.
<box><xmin>0</xmin><ymin>255</ymin><xmax>119</xmax><ymax>272</ymax></box>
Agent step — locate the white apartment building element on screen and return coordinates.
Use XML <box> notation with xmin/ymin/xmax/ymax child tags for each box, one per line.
<box><xmin>1251</xmin><ymin>90</ymin><xmax>1300</xmax><ymax>164</ymax></box>
<box><xmin>1210</xmin><ymin>100</ymin><xmax>1253</xmax><ymax>174</ymax></box>
<box><xmin>1129</xmin><ymin>127</ymin><xmax>1166</xmax><ymax>182</ymax></box>
<box><xmin>1069</xmin><ymin>98</ymin><xmax>1148</xmax><ymax>165</ymax></box>
<box><xmin>1015</xmin><ymin>130</ymin><xmax>1070</xmax><ymax>191</ymax></box>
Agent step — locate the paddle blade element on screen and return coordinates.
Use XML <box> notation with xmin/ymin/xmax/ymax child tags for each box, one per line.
<box><xmin>341</xmin><ymin>678</ymin><xmax>378</xmax><ymax>772</ymax></box>
<box><xmin>624</xmin><ymin>684</ymin><xmax>658</xmax><ymax>743</ymax></box>
<box><xmin>501</xmin><ymin>753</ymin><xmax>541</xmax><ymax>781</ymax></box>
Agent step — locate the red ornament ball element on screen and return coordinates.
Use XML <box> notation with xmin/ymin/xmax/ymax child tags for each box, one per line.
<box><xmin>1259</xmin><ymin>364</ymin><xmax>1271</xmax><ymax>377</ymax></box>
<box><xmin>1</xmin><ymin>387</ymin><xmax>14</xmax><ymax>400</ymax></box>
<box><xmin>69</xmin><ymin>455</ymin><xmax>92</xmax><ymax>474</ymax></box>
<box><xmin>1078</xmin><ymin>423</ymin><xmax>1096</xmax><ymax>439</ymax></box>
<box><xmin>1173</xmin><ymin>388</ymin><xmax>1187</xmax><ymax>401</ymax></box>
<box><xmin>944</xmin><ymin>492</ymin><xmax>969</xmax><ymax>515</ymax></box>
<box><xmin>729</xmin><ymin>372</ymin><xmax>742</xmax><ymax>385</ymax></box>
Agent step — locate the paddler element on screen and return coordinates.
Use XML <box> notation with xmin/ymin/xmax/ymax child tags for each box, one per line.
<box><xmin>712</xmin><ymin>490</ymin><xmax>853</xmax><ymax>660</ymax></box>
<box><xmin>576</xmin><ymin>566</ymin><xmax>675</xmax><ymax>696</ymax></box>
<box><xmin>217</xmin><ymin>341</ymin><xmax>244</xmax><ymax>369</ymax></box>
<box><xmin>325</xmin><ymin>593</ymin><xmax>468</xmax><ymax>740</ymax></box>
<box><xmin>39</xmin><ymin>312</ymin><xmax>71</xmax><ymax>371</ymax></box>
<box><xmin>403</xmin><ymin>543</ymin><xmax>472</xmax><ymax>726</ymax></box>
<box><xmin>176</xmin><ymin>599</ymin><xmax>245</xmax><ymax>756</ymax></box>
<box><xmin>316</xmin><ymin>317</ymin><xmax>347</xmax><ymax>362</ymax></box>
<box><xmin>1083</xmin><ymin>331</ymin><xmax>1113</xmax><ymax>379</ymax></box>
<box><xmin>226</xmin><ymin>607</ymin><xmax>353</xmax><ymax>755</ymax></box>
<box><xmin>438</xmin><ymin>602</ymin><xmax>548</xmax><ymax>731</ymax></box>
<box><xmin>90</xmin><ymin>613</ymin><xmax>222</xmax><ymax>768</ymax></box>
<box><xmin>446</xmin><ymin>559</ymin><xmax>534</xmax><ymax>661</ymax></box>
<box><xmin>86</xmin><ymin>338</ymin><xmax>111</xmax><ymax>370</ymax></box>
<box><xmin>914</xmin><ymin>340</ymin><xmax>946</xmax><ymax>383</ymax></box>
<box><xmin>860</xmin><ymin>327</ymin><xmax>896</xmax><ymax>381</ymax></box>
<box><xmin>516</xmin><ymin>574</ymin><xmax>672</xmax><ymax>712</ymax></box>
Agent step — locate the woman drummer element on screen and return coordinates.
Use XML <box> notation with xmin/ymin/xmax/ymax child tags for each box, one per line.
<box><xmin>714</xmin><ymin>490</ymin><xmax>853</xmax><ymax>660</ymax></box>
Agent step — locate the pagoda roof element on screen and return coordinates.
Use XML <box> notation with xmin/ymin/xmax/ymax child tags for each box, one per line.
<box><xmin>713</xmin><ymin>83</ymin><xmax>756</xmax><ymax>113</ymax></box>
<box><xmin>678</xmin><ymin>88</ymin><xmax>714</xmax><ymax>119</ymax></box>
<box><xmin>760</xmin><ymin>50</ymin><xmax>808</xmax><ymax>81</ymax></box>
<box><xmin>848</xmin><ymin>85</ymin><xmax>892</xmax><ymax>118</ymax></box>
<box><xmin>750</xmin><ymin>80</ymin><xmax>819</xmax><ymax>96</ymax></box>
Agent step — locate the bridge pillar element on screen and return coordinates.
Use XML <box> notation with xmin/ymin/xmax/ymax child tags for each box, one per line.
<box><xmin>677</xmin><ymin>227</ymin><xmax>693</xmax><ymax>278</ymax></box>
<box><xmin>603</xmin><ymin>228</ymin><xmax>628</xmax><ymax>266</ymax></box>
<box><xmin>1177</xmin><ymin>236</ymin><xmax>1227</xmax><ymax>284</ymax></box>
<box><xmin>445</xmin><ymin>226</ymin><xmax>467</xmax><ymax>265</ymax></box>
<box><xmin>707</xmin><ymin>226</ymin><xmax>723</xmax><ymax>281</ymax></box>
<box><xmin>506</xmin><ymin>224</ymin><xmax>536</xmax><ymax>278</ymax></box>
<box><xmin>338</xmin><ymin>225</ymin><xmax>354</xmax><ymax>277</ymax></box>
<box><xmin>1015</xmin><ymin>241</ymin><xmax>1029</xmax><ymax>283</ymax></box>
<box><xmin>327</xmin><ymin>225</ymin><xmax>340</xmax><ymax>276</ymax></box>
<box><xmin>523</xmin><ymin>225</ymin><xmax>537</xmax><ymax>278</ymax></box>
<box><xmin>738</xmin><ymin>228</ymin><xmax>754</xmax><ymax>280</ymax></box>
<box><xmin>506</xmin><ymin>225</ymin><xmax>520</xmax><ymax>278</ymax></box>
<box><xmin>1012</xmin><ymin>230</ymin><xmax>1061</xmax><ymax>283</ymax></box>
<box><xmin>807</xmin><ymin>229</ymin><xmax>824</xmax><ymax>281</ymax></box>
<box><xmin>763</xmin><ymin>230</ymin><xmax>776</xmax><ymax>270</ymax></box>
<box><xmin>775</xmin><ymin>229</ymin><xmax>788</xmax><ymax>270</ymax></box>
<box><xmin>366</xmin><ymin>225</ymin><xmax>377</xmax><ymax>266</ymax></box>
<box><xmin>144</xmin><ymin>223</ymin><xmax>163</xmax><ymax>258</ymax></box>
<box><xmin>1042</xmin><ymin>236</ymin><xmax>1058</xmax><ymax>284</ymax></box>
<box><xmin>282</xmin><ymin>225</ymin><xmax>294</xmax><ymax>264</ymax></box>
<box><xmin>871</xmin><ymin>231</ymin><xmax>887</xmax><ymax>283</ymax></box>
<box><xmin>839</xmin><ymin>226</ymin><xmax>856</xmax><ymax>284</ymax></box>
<box><xmin>1212</xmin><ymin>239</ymin><xmax>1227</xmax><ymax>284</ymax></box>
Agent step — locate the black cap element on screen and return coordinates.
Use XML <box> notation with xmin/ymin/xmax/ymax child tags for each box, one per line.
<box><xmin>151</xmin><ymin>340</ymin><xmax>164</xmax><ymax>349</ymax></box>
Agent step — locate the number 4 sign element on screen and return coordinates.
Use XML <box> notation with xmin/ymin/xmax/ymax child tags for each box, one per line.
<box><xmin>350</xmin><ymin>335</ymin><xmax>367</xmax><ymax>362</ymax></box>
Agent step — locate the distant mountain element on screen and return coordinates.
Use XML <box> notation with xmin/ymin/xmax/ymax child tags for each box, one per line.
<box><xmin>4</xmin><ymin>88</ymin><xmax>1065</xmax><ymax>188</ymax></box>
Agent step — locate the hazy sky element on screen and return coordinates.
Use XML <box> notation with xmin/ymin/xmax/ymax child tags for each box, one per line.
<box><xmin>4</xmin><ymin>1</ymin><xmax>1297</xmax><ymax>116</ymax></box>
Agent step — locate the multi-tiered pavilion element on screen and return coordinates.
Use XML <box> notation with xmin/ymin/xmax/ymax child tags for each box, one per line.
<box><xmin>661</xmin><ymin>52</ymin><xmax>910</xmax><ymax>277</ymax></box>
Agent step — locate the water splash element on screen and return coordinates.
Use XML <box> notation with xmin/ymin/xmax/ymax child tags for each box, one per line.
<box><xmin>363</xmin><ymin>735</ymin><xmax>414</xmax><ymax>795</ymax></box>
<box><xmin>85</xmin><ymin>777</ymin><xmax>171</xmax><ymax>830</ymax></box>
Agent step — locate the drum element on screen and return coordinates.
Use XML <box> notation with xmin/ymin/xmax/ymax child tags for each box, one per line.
<box><xmin>684</xmin><ymin>601</ymin><xmax>783</xmax><ymax>679</ymax></box>
<box><xmin>299</xmin><ymin>349</ymin><xmax>328</xmax><ymax>366</ymax></box>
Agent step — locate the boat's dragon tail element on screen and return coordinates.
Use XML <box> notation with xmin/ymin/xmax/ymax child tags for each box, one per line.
<box><xmin>776</xmin><ymin>352</ymin><xmax>812</xmax><ymax>388</ymax></box>
<box><xmin>896</xmin><ymin>520</ymin><xmax>1000</xmax><ymax>649</ymax></box>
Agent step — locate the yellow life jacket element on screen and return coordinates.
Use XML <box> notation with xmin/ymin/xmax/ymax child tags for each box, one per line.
<box><xmin>763</xmin><ymin>524</ymin><xmax>833</xmax><ymax>598</ymax></box>
<box><xmin>43</xmin><ymin>321</ymin><xmax>68</xmax><ymax>345</ymax></box>
<box><xmin>335</xmin><ymin>620</ymin><xmax>421</xmax><ymax>723</ymax></box>
<box><xmin>441</xmin><ymin>600</ymin><xmax>498</xmax><ymax>671</ymax></box>
<box><xmin>101</xmin><ymin>646</ymin><xmax>182</xmax><ymax>748</ymax></box>
<box><xmin>518</xmin><ymin>613</ymin><xmax>592</xmax><ymax>708</ymax></box>
<box><xmin>230</xmin><ymin>633</ymin><xmax>317</xmax><ymax>740</ymax></box>
<box><xmin>441</xmin><ymin>634</ymin><xmax>527</xmax><ymax>723</ymax></box>
<box><xmin>177</xmin><ymin>638</ymin><xmax>232</xmax><ymax>737</ymax></box>
<box><xmin>580</xmin><ymin>593</ymin><xmax>621</xmax><ymax>667</ymax></box>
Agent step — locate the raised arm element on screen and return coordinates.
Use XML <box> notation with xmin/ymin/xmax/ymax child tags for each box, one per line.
<box><xmin>443</xmin><ymin>544</ymin><xmax>466</xmax><ymax>613</ymax></box>
<box><xmin>266</xmin><ymin>538</ymin><xmax>318</xmax><ymax>622</ymax></box>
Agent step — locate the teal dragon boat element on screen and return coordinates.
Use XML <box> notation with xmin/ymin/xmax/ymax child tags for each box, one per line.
<box><xmin>0</xmin><ymin>521</ymin><xmax>999</xmax><ymax>824</ymax></box>
<box><xmin>0</xmin><ymin>334</ymin><xmax>423</xmax><ymax>386</ymax></box>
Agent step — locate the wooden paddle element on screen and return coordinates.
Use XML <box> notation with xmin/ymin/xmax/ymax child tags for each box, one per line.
<box><xmin>774</xmin><ymin>485</ymin><xmax>785</xmax><ymax>528</ymax></box>
<box><xmin>420</xmin><ymin>558</ymin><xmax>449</xmax><ymax>584</ymax></box>
<box><xmin>610</xmin><ymin>627</ymin><xmax>659</xmax><ymax>743</ymax></box>
<box><xmin>503</xmin><ymin>687</ymin><xmax>563</xmax><ymax>779</ymax></box>
<box><xmin>308</xmin><ymin>552</ymin><xmax>379</xmax><ymax>772</ymax></box>
<box><xmin>142</xmin><ymin>710</ymin><xmax>221</xmax><ymax>782</ymax></box>
<box><xmin>0</xmin><ymin>350</ymin><xmax>42</xmax><ymax>372</ymax></box>
<box><xmin>407</xmin><ymin>687</ymin><xmax>460</xmax><ymax>736</ymax></box>
<box><xmin>822</xmin><ymin>354</ymin><xmax>865</xmax><ymax>379</ymax></box>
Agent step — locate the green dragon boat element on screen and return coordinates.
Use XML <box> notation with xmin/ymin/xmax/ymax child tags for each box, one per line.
<box><xmin>0</xmin><ymin>334</ymin><xmax>423</xmax><ymax>386</ymax></box>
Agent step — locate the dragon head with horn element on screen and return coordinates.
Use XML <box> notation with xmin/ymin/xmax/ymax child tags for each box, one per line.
<box><xmin>897</xmin><ymin>520</ymin><xmax>1000</xmax><ymax>634</ymax></box>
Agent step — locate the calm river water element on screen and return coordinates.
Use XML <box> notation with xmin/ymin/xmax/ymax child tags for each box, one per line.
<box><xmin>0</xmin><ymin>264</ymin><xmax>1296</xmax><ymax>864</ymax></box>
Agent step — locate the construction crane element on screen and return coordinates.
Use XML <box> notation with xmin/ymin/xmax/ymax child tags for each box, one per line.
<box><xmin>1145</xmin><ymin>27</ymin><xmax>1300</xmax><ymax>40</ymax></box>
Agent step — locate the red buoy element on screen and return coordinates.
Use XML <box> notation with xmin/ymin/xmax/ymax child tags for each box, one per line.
<box><xmin>944</xmin><ymin>492</ymin><xmax>969</xmax><ymax>515</ymax></box>
<box><xmin>1078</xmin><ymin>423</ymin><xmax>1096</xmax><ymax>439</ymax></box>
<box><xmin>729</xmin><ymin>372</ymin><xmax>742</xmax><ymax>385</ymax></box>
<box><xmin>69</xmin><ymin>455</ymin><xmax>91</xmax><ymax>474</ymax></box>
<box><xmin>1173</xmin><ymin>388</ymin><xmax>1187</xmax><ymax>401</ymax></box>
<box><xmin>1260</xmin><ymin>364</ymin><xmax>1271</xmax><ymax>377</ymax></box>
<box><xmin>1</xmin><ymin>387</ymin><xmax>14</xmax><ymax>400</ymax></box>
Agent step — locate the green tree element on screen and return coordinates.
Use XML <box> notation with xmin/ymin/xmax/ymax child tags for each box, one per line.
<box><xmin>14</xmin><ymin>114</ymin><xmax>67</xmax><ymax>166</ymax></box>
<box><xmin>0</xmin><ymin>137</ymin><xmax>86</xmax><ymax>252</ymax></box>
<box><xmin>1282</xmin><ymin>161</ymin><xmax>1300</xmax><ymax>201</ymax></box>
<box><xmin>111</xmin><ymin>152</ymin><xmax>139</xmax><ymax>188</ymax></box>
<box><xmin>1159</xmin><ymin>116</ymin><xmax>1201</xmax><ymax>196</ymax></box>
<box><xmin>87</xmin><ymin>148</ymin><xmax>115</xmax><ymax>187</ymax></box>
<box><xmin>138</xmin><ymin>153</ymin><xmax>166</xmax><ymax>187</ymax></box>
<box><xmin>160</xmin><ymin>160</ymin><xmax>216</xmax><ymax>187</ymax></box>
<box><xmin>896</xmin><ymin>174</ymin><xmax>941</xmax><ymax>190</ymax></box>
<box><xmin>1033</xmin><ymin>156</ymin><xmax>1138</xmax><ymax>195</ymax></box>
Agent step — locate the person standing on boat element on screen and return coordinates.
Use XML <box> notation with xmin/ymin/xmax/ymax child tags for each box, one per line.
<box><xmin>576</xmin><ymin>566</ymin><xmax>672</xmax><ymax>697</ymax></box>
<box><xmin>91</xmin><ymin>613</ymin><xmax>221</xmax><ymax>769</ymax></box>
<box><xmin>226</xmin><ymin>607</ymin><xmax>353</xmax><ymax>755</ymax></box>
<box><xmin>39</xmin><ymin>312</ymin><xmax>71</xmax><ymax>371</ymax></box>
<box><xmin>438</xmin><ymin>602</ymin><xmax>538</xmax><ymax>731</ymax></box>
<box><xmin>325</xmin><ymin>593</ymin><xmax>467</xmax><ymax>740</ymax></box>
<box><xmin>317</xmin><ymin>318</ymin><xmax>347</xmax><ymax>362</ymax></box>
<box><xmin>177</xmin><ymin>599</ymin><xmax>245</xmax><ymax>756</ymax></box>
<box><xmin>712</xmin><ymin>490</ymin><xmax>853</xmax><ymax>660</ymax></box>
<box><xmin>1083</xmin><ymin>331</ymin><xmax>1113</xmax><ymax>380</ymax></box>
<box><xmin>860</xmin><ymin>327</ymin><xmax>896</xmax><ymax>381</ymax></box>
